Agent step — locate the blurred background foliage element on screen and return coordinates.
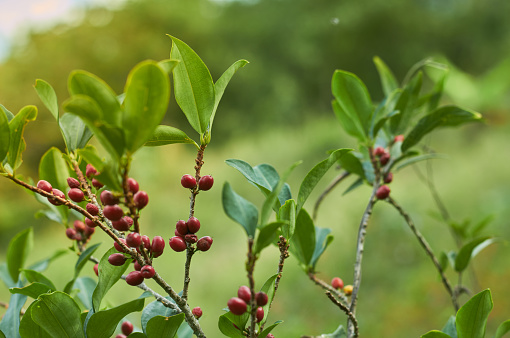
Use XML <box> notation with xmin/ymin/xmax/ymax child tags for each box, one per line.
<box><xmin>1</xmin><ymin>0</ymin><xmax>509</xmax><ymax>336</ymax></box>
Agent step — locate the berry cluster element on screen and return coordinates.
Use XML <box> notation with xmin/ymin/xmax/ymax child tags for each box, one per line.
<box><xmin>372</xmin><ymin>135</ymin><xmax>403</xmax><ymax>200</ymax></box>
<box><xmin>227</xmin><ymin>286</ymin><xmax>268</xmax><ymax>319</ymax></box>
<box><xmin>65</xmin><ymin>220</ymin><xmax>95</xmax><ymax>244</ymax></box>
<box><xmin>331</xmin><ymin>277</ymin><xmax>353</xmax><ymax>296</ymax></box>
<box><xmin>180</xmin><ymin>174</ymin><xmax>214</xmax><ymax>191</ymax></box>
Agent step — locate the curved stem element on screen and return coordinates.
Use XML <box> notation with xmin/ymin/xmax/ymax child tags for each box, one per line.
<box><xmin>325</xmin><ymin>291</ymin><xmax>358</xmax><ymax>338</ymax></box>
<box><xmin>308</xmin><ymin>272</ymin><xmax>349</xmax><ymax>305</ymax></box>
<box><xmin>313</xmin><ymin>171</ymin><xmax>350</xmax><ymax>221</ymax></box>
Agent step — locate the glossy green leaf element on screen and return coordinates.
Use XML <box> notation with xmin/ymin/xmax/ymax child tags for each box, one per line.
<box><xmin>222</xmin><ymin>182</ymin><xmax>259</xmax><ymax>238</ymax></box>
<box><xmin>8</xmin><ymin>105</ymin><xmax>38</xmax><ymax>171</ymax></box>
<box><xmin>441</xmin><ymin>316</ymin><xmax>457</xmax><ymax>338</ymax></box>
<box><xmin>22</xmin><ymin>270</ymin><xmax>56</xmax><ymax>290</ymax></box>
<box><xmin>0</xmin><ymin>106</ymin><xmax>10</xmax><ymax>162</ymax></box>
<box><xmin>402</xmin><ymin>106</ymin><xmax>482</xmax><ymax>152</ymax></box>
<box><xmin>122</xmin><ymin>60</ymin><xmax>170</xmax><ymax>152</ymax></box>
<box><xmin>31</xmin><ymin>291</ymin><xmax>85</xmax><ymax>338</ymax></box>
<box><xmin>495</xmin><ymin>319</ymin><xmax>510</xmax><ymax>338</ymax></box>
<box><xmin>374</xmin><ymin>56</ymin><xmax>399</xmax><ymax>97</ymax></box>
<box><xmin>456</xmin><ymin>289</ymin><xmax>493</xmax><ymax>338</ymax></box>
<box><xmin>146</xmin><ymin>313</ymin><xmax>184</xmax><ymax>338</ymax></box>
<box><xmin>278</xmin><ymin>199</ymin><xmax>296</xmax><ymax>239</ymax></box>
<box><xmin>176</xmin><ymin>322</ymin><xmax>193</xmax><ymax>338</ymax></box>
<box><xmin>0</xmin><ymin>104</ymin><xmax>14</xmax><ymax>121</ymax></box>
<box><xmin>337</xmin><ymin>152</ymin><xmax>365</xmax><ymax>178</ymax></box>
<box><xmin>297</xmin><ymin>149</ymin><xmax>351</xmax><ymax>211</ymax></box>
<box><xmin>141</xmin><ymin>296</ymin><xmax>180</xmax><ymax>334</ymax></box>
<box><xmin>64</xmin><ymin>243</ymin><xmax>101</xmax><ymax>294</ymax></box>
<box><xmin>95</xmin><ymin>160</ymin><xmax>122</xmax><ymax>192</ymax></box>
<box><xmin>128</xmin><ymin>333</ymin><xmax>147</xmax><ymax>338</ymax></box>
<box><xmin>7</xmin><ymin>227</ymin><xmax>33</xmax><ymax>282</ymax></box>
<box><xmin>310</xmin><ymin>227</ymin><xmax>334</xmax><ymax>269</ymax></box>
<box><xmin>454</xmin><ymin>237</ymin><xmax>497</xmax><ymax>272</ymax></box>
<box><xmin>290</xmin><ymin>209</ymin><xmax>315</xmax><ymax>268</ymax></box>
<box><xmin>0</xmin><ymin>331</ymin><xmax>4</xmax><ymax>338</ymax></box>
<box><xmin>169</xmin><ymin>35</ymin><xmax>215</xmax><ymax>135</ymax></box>
<box><xmin>59</xmin><ymin>113</ymin><xmax>93</xmax><ymax>151</ymax></box>
<box><xmin>39</xmin><ymin>147</ymin><xmax>69</xmax><ymax>196</ymax></box>
<box><xmin>0</xmin><ymin>281</ymin><xmax>26</xmax><ymax>338</ymax></box>
<box><xmin>420</xmin><ymin>331</ymin><xmax>452</xmax><ymax>338</ymax></box>
<box><xmin>254</xmin><ymin>222</ymin><xmax>284</xmax><ymax>255</ymax></box>
<box><xmin>390</xmin><ymin>71</ymin><xmax>423</xmax><ymax>134</ymax></box>
<box><xmin>144</xmin><ymin>125</ymin><xmax>196</xmax><ymax>147</ymax></box>
<box><xmin>76</xmin><ymin>145</ymin><xmax>104</xmax><ymax>171</ymax></box>
<box><xmin>92</xmin><ymin>247</ymin><xmax>131</xmax><ymax>311</ymax></box>
<box><xmin>259</xmin><ymin>274</ymin><xmax>278</xmax><ymax>324</ymax></box>
<box><xmin>370</xmin><ymin>90</ymin><xmax>401</xmax><ymax>138</ymax></box>
<box><xmin>332</xmin><ymin>70</ymin><xmax>373</xmax><ymax>137</ymax></box>
<box><xmin>86</xmin><ymin>298</ymin><xmax>144</xmax><ymax>338</ymax></box>
<box><xmin>259</xmin><ymin>321</ymin><xmax>283</xmax><ymax>338</ymax></box>
<box><xmin>10</xmin><ymin>282</ymin><xmax>54</xmax><ymax>299</ymax></box>
<box><xmin>73</xmin><ymin>277</ymin><xmax>96</xmax><ymax>310</ymax></box>
<box><xmin>34</xmin><ymin>79</ymin><xmax>59</xmax><ymax>121</ymax></box>
<box><xmin>331</xmin><ymin>99</ymin><xmax>365</xmax><ymax>141</ymax></box>
<box><xmin>0</xmin><ymin>263</ymin><xmax>15</xmax><ymax>288</ymax></box>
<box><xmin>19</xmin><ymin>301</ymin><xmax>52</xmax><ymax>338</ymax></box>
<box><xmin>158</xmin><ymin>59</ymin><xmax>179</xmax><ymax>74</ymax></box>
<box><xmin>218</xmin><ymin>314</ymin><xmax>245</xmax><ymax>338</ymax></box>
<box><xmin>224</xmin><ymin>310</ymin><xmax>250</xmax><ymax>334</ymax></box>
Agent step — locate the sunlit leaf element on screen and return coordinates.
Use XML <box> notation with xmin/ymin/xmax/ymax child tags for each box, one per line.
<box><xmin>146</xmin><ymin>313</ymin><xmax>185</xmax><ymax>338</ymax></box>
<box><xmin>454</xmin><ymin>237</ymin><xmax>498</xmax><ymax>272</ymax></box>
<box><xmin>456</xmin><ymin>289</ymin><xmax>493</xmax><ymax>338</ymax></box>
<box><xmin>145</xmin><ymin>125</ymin><xmax>196</xmax><ymax>147</ymax></box>
<box><xmin>8</xmin><ymin>105</ymin><xmax>38</xmax><ymax>171</ymax></box>
<box><xmin>0</xmin><ymin>106</ymin><xmax>10</xmax><ymax>162</ymax></box>
<box><xmin>87</xmin><ymin>298</ymin><xmax>144</xmax><ymax>338</ymax></box>
<box><xmin>373</xmin><ymin>56</ymin><xmax>399</xmax><ymax>97</ymax></box>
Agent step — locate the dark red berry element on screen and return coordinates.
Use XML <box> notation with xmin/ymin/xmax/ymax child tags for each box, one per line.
<box><xmin>238</xmin><ymin>286</ymin><xmax>251</xmax><ymax>304</ymax></box>
<box><xmin>93</xmin><ymin>263</ymin><xmax>98</xmax><ymax>276</ymax></box>
<box><xmin>86</xmin><ymin>164</ymin><xmax>98</xmax><ymax>178</ymax></box>
<box><xmin>68</xmin><ymin>188</ymin><xmax>84</xmax><ymax>202</ymax></box>
<box><xmin>376</xmin><ymin>185</ymin><xmax>391</xmax><ymax>199</ymax></box>
<box><xmin>67</xmin><ymin>177</ymin><xmax>80</xmax><ymax>189</ymax></box>
<box><xmin>127</xmin><ymin>178</ymin><xmax>139</xmax><ymax>194</ymax></box>
<box><xmin>169</xmin><ymin>236</ymin><xmax>187</xmax><ymax>252</ymax></box>
<box><xmin>85</xmin><ymin>218</ymin><xmax>96</xmax><ymax>228</ymax></box>
<box><xmin>37</xmin><ymin>180</ymin><xmax>53</xmax><ymax>193</ymax></box>
<box><xmin>394</xmin><ymin>134</ymin><xmax>405</xmax><ymax>143</ymax></box>
<box><xmin>175</xmin><ymin>220</ymin><xmax>188</xmax><ymax>236</ymax></box>
<box><xmin>125</xmin><ymin>271</ymin><xmax>144</xmax><ymax>286</ymax></box>
<box><xmin>384</xmin><ymin>172</ymin><xmax>393</xmax><ymax>184</ymax></box>
<box><xmin>187</xmin><ymin>217</ymin><xmax>200</xmax><ymax>233</ymax></box>
<box><xmin>175</xmin><ymin>229</ymin><xmax>184</xmax><ymax>238</ymax></box>
<box><xmin>192</xmin><ymin>307</ymin><xmax>202</xmax><ymax>319</ymax></box>
<box><xmin>100</xmin><ymin>190</ymin><xmax>119</xmax><ymax>206</ymax></box>
<box><xmin>134</xmin><ymin>260</ymin><xmax>142</xmax><ymax>271</ymax></box>
<box><xmin>256</xmin><ymin>306</ymin><xmax>264</xmax><ymax>322</ymax></box>
<box><xmin>104</xmin><ymin>205</ymin><xmax>123</xmax><ymax>221</ymax></box>
<box><xmin>84</xmin><ymin>225</ymin><xmax>95</xmax><ymax>237</ymax></box>
<box><xmin>74</xmin><ymin>220</ymin><xmax>86</xmax><ymax>232</ymax></box>
<box><xmin>331</xmin><ymin>277</ymin><xmax>344</xmax><ymax>290</ymax></box>
<box><xmin>228</xmin><ymin>297</ymin><xmax>247</xmax><ymax>315</ymax></box>
<box><xmin>49</xmin><ymin>188</ymin><xmax>65</xmax><ymax>205</ymax></box>
<box><xmin>86</xmin><ymin>203</ymin><xmax>99</xmax><ymax>216</ymax></box>
<box><xmin>141</xmin><ymin>235</ymin><xmax>150</xmax><ymax>249</ymax></box>
<box><xmin>126</xmin><ymin>232</ymin><xmax>142</xmax><ymax>247</ymax></box>
<box><xmin>198</xmin><ymin>175</ymin><xmax>214</xmax><ymax>191</ymax></box>
<box><xmin>197</xmin><ymin>236</ymin><xmax>213</xmax><ymax>252</ymax></box>
<box><xmin>74</xmin><ymin>233</ymin><xmax>83</xmax><ymax>241</ymax></box>
<box><xmin>140</xmin><ymin>265</ymin><xmax>155</xmax><ymax>279</ymax></box>
<box><xmin>91</xmin><ymin>178</ymin><xmax>104</xmax><ymax>189</ymax></box>
<box><xmin>133</xmin><ymin>191</ymin><xmax>149</xmax><ymax>210</ymax></box>
<box><xmin>114</xmin><ymin>238</ymin><xmax>127</xmax><ymax>252</ymax></box>
<box><xmin>184</xmin><ymin>234</ymin><xmax>198</xmax><ymax>244</ymax></box>
<box><xmin>255</xmin><ymin>291</ymin><xmax>268</xmax><ymax>306</ymax></box>
<box><xmin>111</xmin><ymin>218</ymin><xmax>129</xmax><ymax>232</ymax></box>
<box><xmin>108</xmin><ymin>253</ymin><xmax>127</xmax><ymax>266</ymax></box>
<box><xmin>151</xmin><ymin>236</ymin><xmax>165</xmax><ymax>254</ymax></box>
<box><xmin>66</xmin><ymin>228</ymin><xmax>77</xmax><ymax>240</ymax></box>
<box><xmin>380</xmin><ymin>152</ymin><xmax>390</xmax><ymax>166</ymax></box>
<box><xmin>374</xmin><ymin>147</ymin><xmax>386</xmax><ymax>157</ymax></box>
<box><xmin>181</xmin><ymin>174</ymin><xmax>196</xmax><ymax>189</ymax></box>
<box><xmin>121</xmin><ymin>321</ymin><xmax>134</xmax><ymax>336</ymax></box>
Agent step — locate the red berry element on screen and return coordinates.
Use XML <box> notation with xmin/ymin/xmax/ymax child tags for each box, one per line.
<box><xmin>187</xmin><ymin>217</ymin><xmax>200</xmax><ymax>234</ymax></box>
<box><xmin>91</xmin><ymin>178</ymin><xmax>104</xmax><ymax>189</ymax></box>
<box><xmin>67</xmin><ymin>177</ymin><xmax>80</xmax><ymax>189</ymax></box>
<box><xmin>127</xmin><ymin>178</ymin><xmax>139</xmax><ymax>194</ymax></box>
<box><xmin>100</xmin><ymin>190</ymin><xmax>119</xmax><ymax>206</ymax></box>
<box><xmin>394</xmin><ymin>134</ymin><xmax>405</xmax><ymax>143</ymax></box>
<box><xmin>175</xmin><ymin>220</ymin><xmax>188</xmax><ymax>236</ymax></box>
<box><xmin>66</xmin><ymin>228</ymin><xmax>77</xmax><ymax>240</ymax></box>
<box><xmin>49</xmin><ymin>188</ymin><xmax>65</xmax><ymax>205</ymax></box>
<box><xmin>37</xmin><ymin>180</ymin><xmax>53</xmax><ymax>193</ymax></box>
<box><xmin>74</xmin><ymin>233</ymin><xmax>83</xmax><ymax>241</ymax></box>
<box><xmin>151</xmin><ymin>236</ymin><xmax>165</xmax><ymax>254</ymax></box>
<box><xmin>140</xmin><ymin>265</ymin><xmax>155</xmax><ymax>279</ymax></box>
<box><xmin>84</xmin><ymin>225</ymin><xmax>95</xmax><ymax>237</ymax></box>
<box><xmin>85</xmin><ymin>218</ymin><xmax>97</xmax><ymax>228</ymax></box>
<box><xmin>380</xmin><ymin>152</ymin><xmax>390</xmax><ymax>166</ymax></box>
<box><xmin>331</xmin><ymin>277</ymin><xmax>344</xmax><ymax>290</ymax></box>
<box><xmin>384</xmin><ymin>172</ymin><xmax>393</xmax><ymax>184</ymax></box>
<box><xmin>228</xmin><ymin>297</ymin><xmax>247</xmax><ymax>315</ymax></box>
<box><xmin>121</xmin><ymin>321</ymin><xmax>134</xmax><ymax>336</ymax></box>
<box><xmin>255</xmin><ymin>291</ymin><xmax>268</xmax><ymax>306</ymax></box>
<box><xmin>114</xmin><ymin>238</ymin><xmax>127</xmax><ymax>252</ymax></box>
<box><xmin>125</xmin><ymin>271</ymin><xmax>144</xmax><ymax>286</ymax></box>
<box><xmin>126</xmin><ymin>232</ymin><xmax>142</xmax><ymax>247</ymax></box>
<box><xmin>169</xmin><ymin>236</ymin><xmax>187</xmax><ymax>252</ymax></box>
<box><xmin>374</xmin><ymin>147</ymin><xmax>385</xmax><ymax>157</ymax></box>
<box><xmin>113</xmin><ymin>216</ymin><xmax>134</xmax><ymax>232</ymax></box>
<box><xmin>85</xmin><ymin>203</ymin><xmax>98</xmax><ymax>216</ymax></box>
<box><xmin>198</xmin><ymin>175</ymin><xmax>214</xmax><ymax>191</ymax></box>
<box><xmin>192</xmin><ymin>307</ymin><xmax>203</xmax><ymax>319</ymax></box>
<box><xmin>93</xmin><ymin>263</ymin><xmax>99</xmax><ymax>276</ymax></box>
<box><xmin>74</xmin><ymin>220</ymin><xmax>86</xmax><ymax>232</ymax></box>
<box><xmin>68</xmin><ymin>188</ymin><xmax>84</xmax><ymax>202</ymax></box>
<box><xmin>137</xmin><ymin>235</ymin><xmax>151</xmax><ymax>254</ymax></box>
<box><xmin>256</xmin><ymin>306</ymin><xmax>264</xmax><ymax>322</ymax></box>
<box><xmin>376</xmin><ymin>185</ymin><xmax>391</xmax><ymax>199</ymax></box>
<box><xmin>115</xmin><ymin>335</ymin><xmax>126</xmax><ymax>338</ymax></box>
<box><xmin>86</xmin><ymin>164</ymin><xmax>98</xmax><ymax>178</ymax></box>
<box><xmin>184</xmin><ymin>234</ymin><xmax>198</xmax><ymax>244</ymax></box>
<box><xmin>237</xmin><ymin>286</ymin><xmax>251</xmax><ymax>304</ymax></box>
<box><xmin>104</xmin><ymin>205</ymin><xmax>124</xmax><ymax>221</ymax></box>
<box><xmin>108</xmin><ymin>253</ymin><xmax>127</xmax><ymax>266</ymax></box>
<box><xmin>175</xmin><ymin>229</ymin><xmax>184</xmax><ymax>238</ymax></box>
<box><xmin>134</xmin><ymin>191</ymin><xmax>149</xmax><ymax>210</ymax></box>
<box><xmin>134</xmin><ymin>260</ymin><xmax>142</xmax><ymax>271</ymax></box>
<box><xmin>266</xmin><ymin>334</ymin><xmax>275</xmax><ymax>338</ymax></box>
<box><xmin>181</xmin><ymin>174</ymin><xmax>197</xmax><ymax>189</ymax></box>
<box><xmin>197</xmin><ymin>236</ymin><xmax>213</xmax><ymax>252</ymax></box>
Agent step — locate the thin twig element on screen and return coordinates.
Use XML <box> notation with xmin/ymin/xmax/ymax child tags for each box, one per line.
<box><xmin>325</xmin><ymin>291</ymin><xmax>359</xmax><ymax>338</ymax></box>
<box><xmin>246</xmin><ymin>238</ymin><xmax>257</xmax><ymax>338</ymax></box>
<box><xmin>182</xmin><ymin>247</ymin><xmax>196</xmax><ymax>301</ymax></box>
<box><xmin>121</xmin><ymin>157</ymin><xmax>141</xmax><ymax>234</ymax></box>
<box><xmin>308</xmin><ymin>272</ymin><xmax>349</xmax><ymax>305</ymax></box>
<box><xmin>313</xmin><ymin>171</ymin><xmax>350</xmax><ymax>221</ymax></box>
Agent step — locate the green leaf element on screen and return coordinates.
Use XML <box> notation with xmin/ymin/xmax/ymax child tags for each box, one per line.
<box><xmin>73</xmin><ymin>277</ymin><xmax>96</xmax><ymax>310</ymax></box>
<box><xmin>64</xmin><ymin>243</ymin><xmax>101</xmax><ymax>294</ymax></box>
<box><xmin>39</xmin><ymin>147</ymin><xmax>69</xmax><ymax>222</ymax></box>
<box><xmin>92</xmin><ymin>247</ymin><xmax>131</xmax><ymax>311</ymax></box>
<box><xmin>177</xmin><ymin>322</ymin><xmax>193</xmax><ymax>338</ymax></box>
<box><xmin>86</xmin><ymin>298</ymin><xmax>144</xmax><ymax>338</ymax></box>
<box><xmin>402</xmin><ymin>106</ymin><xmax>482</xmax><ymax>152</ymax></box>
<box><xmin>0</xmin><ymin>263</ymin><xmax>15</xmax><ymax>288</ymax></box>
<box><xmin>254</xmin><ymin>222</ymin><xmax>284</xmax><ymax>255</ymax></box>
<box><xmin>146</xmin><ymin>313</ymin><xmax>185</xmax><ymax>338</ymax></box>
<box><xmin>169</xmin><ymin>35</ymin><xmax>215</xmax><ymax>135</ymax></box>
<box><xmin>495</xmin><ymin>319</ymin><xmax>510</xmax><ymax>338</ymax></box>
<box><xmin>34</xmin><ymin>79</ymin><xmax>59</xmax><ymax>121</ymax></box>
<box><xmin>332</xmin><ymin>100</ymin><xmax>365</xmax><ymax>141</ymax></box>
<box><xmin>393</xmin><ymin>153</ymin><xmax>448</xmax><ymax>172</ymax></box>
<box><xmin>259</xmin><ymin>274</ymin><xmax>278</xmax><ymax>324</ymax></box>
<box><xmin>141</xmin><ymin>297</ymin><xmax>180</xmax><ymax>334</ymax></box>
<box><xmin>128</xmin><ymin>333</ymin><xmax>147</xmax><ymax>338</ymax></box>
<box><xmin>0</xmin><ymin>281</ymin><xmax>27</xmax><ymax>338</ymax></box>
<box><xmin>420</xmin><ymin>331</ymin><xmax>452</xmax><ymax>338</ymax></box>
<box><xmin>337</xmin><ymin>152</ymin><xmax>365</xmax><ymax>178</ymax></box>
<box><xmin>456</xmin><ymin>289</ymin><xmax>493</xmax><ymax>338</ymax></box>
<box><xmin>76</xmin><ymin>145</ymin><xmax>104</xmax><ymax>171</ymax></box>
<box><xmin>19</xmin><ymin>301</ymin><xmax>52</xmax><ymax>338</ymax></box>
<box><xmin>454</xmin><ymin>237</ymin><xmax>497</xmax><ymax>272</ymax></box>
<box><xmin>59</xmin><ymin>113</ymin><xmax>93</xmax><ymax>151</ymax></box>
<box><xmin>310</xmin><ymin>227</ymin><xmax>334</xmax><ymax>269</ymax></box>
<box><xmin>158</xmin><ymin>59</ymin><xmax>179</xmax><ymax>74</ymax></box>
<box><xmin>8</xmin><ymin>105</ymin><xmax>38</xmax><ymax>171</ymax></box>
<box><xmin>7</xmin><ymin>227</ymin><xmax>33</xmax><ymax>282</ymax></box>
<box><xmin>290</xmin><ymin>209</ymin><xmax>315</xmax><ymax>268</ymax></box>
<box><xmin>222</xmin><ymin>182</ymin><xmax>259</xmax><ymax>238</ymax></box>
<box><xmin>0</xmin><ymin>104</ymin><xmax>14</xmax><ymax>121</ymax></box>
<box><xmin>259</xmin><ymin>321</ymin><xmax>283</xmax><ymax>338</ymax></box>
<box><xmin>332</xmin><ymin>70</ymin><xmax>373</xmax><ymax>138</ymax></box>
<box><xmin>218</xmin><ymin>314</ymin><xmax>245</xmax><ymax>338</ymax></box>
<box><xmin>373</xmin><ymin>56</ymin><xmax>399</xmax><ymax>97</ymax></box>
<box><xmin>343</xmin><ymin>178</ymin><xmax>364</xmax><ymax>195</ymax></box>
<box><xmin>10</xmin><ymin>282</ymin><xmax>55</xmax><ymax>299</ymax></box>
<box><xmin>278</xmin><ymin>199</ymin><xmax>296</xmax><ymax>239</ymax></box>
<box><xmin>297</xmin><ymin>149</ymin><xmax>352</xmax><ymax>211</ymax></box>
<box><xmin>0</xmin><ymin>106</ymin><xmax>10</xmax><ymax>162</ymax></box>
<box><xmin>144</xmin><ymin>125</ymin><xmax>196</xmax><ymax>147</ymax></box>
<box><xmin>390</xmin><ymin>71</ymin><xmax>423</xmax><ymax>135</ymax></box>
<box><xmin>442</xmin><ymin>316</ymin><xmax>457</xmax><ymax>338</ymax></box>
<box><xmin>318</xmin><ymin>324</ymin><xmax>347</xmax><ymax>337</ymax></box>
<box><xmin>28</xmin><ymin>249</ymin><xmax>68</xmax><ymax>272</ymax></box>
<box><xmin>122</xmin><ymin>60</ymin><xmax>170</xmax><ymax>152</ymax></box>
<box><xmin>470</xmin><ymin>215</ymin><xmax>494</xmax><ymax>238</ymax></box>
<box><xmin>22</xmin><ymin>270</ymin><xmax>56</xmax><ymax>290</ymax></box>
<box><xmin>31</xmin><ymin>291</ymin><xmax>85</xmax><ymax>338</ymax></box>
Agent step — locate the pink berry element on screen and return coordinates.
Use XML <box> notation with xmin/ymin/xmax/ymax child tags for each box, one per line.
<box><xmin>115</xmin><ymin>335</ymin><xmax>126</xmax><ymax>338</ymax></box>
<box><xmin>380</xmin><ymin>152</ymin><xmax>390</xmax><ymax>166</ymax></box>
<box><xmin>374</xmin><ymin>147</ymin><xmax>385</xmax><ymax>157</ymax></box>
<box><xmin>256</xmin><ymin>306</ymin><xmax>264</xmax><ymax>322</ymax></box>
<box><xmin>113</xmin><ymin>216</ymin><xmax>134</xmax><ymax>232</ymax></box>
<box><xmin>192</xmin><ymin>307</ymin><xmax>202</xmax><ymax>319</ymax></box>
<box><xmin>127</xmin><ymin>178</ymin><xmax>139</xmax><ymax>194</ymax></box>
<box><xmin>181</xmin><ymin>174</ymin><xmax>196</xmax><ymax>189</ymax></box>
<box><xmin>237</xmin><ymin>286</ymin><xmax>251</xmax><ymax>304</ymax></box>
<box><xmin>198</xmin><ymin>175</ymin><xmax>214</xmax><ymax>191</ymax></box>
<box><xmin>93</xmin><ymin>263</ymin><xmax>98</xmax><ymax>276</ymax></box>
<box><xmin>85</xmin><ymin>218</ymin><xmax>96</xmax><ymax>228</ymax></box>
<box><xmin>37</xmin><ymin>180</ymin><xmax>53</xmax><ymax>193</ymax></box>
<box><xmin>65</xmin><ymin>228</ymin><xmax>77</xmax><ymax>240</ymax></box>
<box><xmin>187</xmin><ymin>217</ymin><xmax>200</xmax><ymax>233</ymax></box>
<box><xmin>86</xmin><ymin>164</ymin><xmax>98</xmax><ymax>178</ymax></box>
<box><xmin>125</xmin><ymin>271</ymin><xmax>144</xmax><ymax>286</ymax></box>
<box><xmin>114</xmin><ymin>238</ymin><xmax>127</xmax><ymax>252</ymax></box>
<box><xmin>100</xmin><ymin>190</ymin><xmax>119</xmax><ymax>206</ymax></box>
<box><xmin>121</xmin><ymin>321</ymin><xmax>134</xmax><ymax>335</ymax></box>
<box><xmin>197</xmin><ymin>236</ymin><xmax>213</xmax><ymax>252</ymax></box>
<box><xmin>228</xmin><ymin>297</ymin><xmax>247</xmax><ymax>315</ymax></box>
<box><xmin>67</xmin><ymin>177</ymin><xmax>80</xmax><ymax>189</ymax></box>
<box><xmin>133</xmin><ymin>191</ymin><xmax>149</xmax><ymax>209</ymax></box>
<box><xmin>134</xmin><ymin>260</ymin><xmax>142</xmax><ymax>271</ymax></box>
<box><xmin>331</xmin><ymin>277</ymin><xmax>344</xmax><ymax>290</ymax></box>
<box><xmin>266</xmin><ymin>334</ymin><xmax>275</xmax><ymax>338</ymax></box>
<box><xmin>256</xmin><ymin>291</ymin><xmax>268</xmax><ymax>306</ymax></box>
<box><xmin>151</xmin><ymin>236</ymin><xmax>165</xmax><ymax>254</ymax></box>
<box><xmin>376</xmin><ymin>185</ymin><xmax>391</xmax><ymax>199</ymax></box>
<box><xmin>104</xmin><ymin>205</ymin><xmax>124</xmax><ymax>221</ymax></box>
<box><xmin>175</xmin><ymin>220</ymin><xmax>188</xmax><ymax>236</ymax></box>
<box><xmin>68</xmin><ymin>188</ymin><xmax>84</xmax><ymax>202</ymax></box>
<box><xmin>394</xmin><ymin>134</ymin><xmax>405</xmax><ymax>142</ymax></box>
<box><xmin>169</xmin><ymin>236</ymin><xmax>187</xmax><ymax>252</ymax></box>
<box><xmin>74</xmin><ymin>220</ymin><xmax>86</xmax><ymax>232</ymax></box>
<box><xmin>126</xmin><ymin>232</ymin><xmax>142</xmax><ymax>247</ymax></box>
<box><xmin>108</xmin><ymin>253</ymin><xmax>127</xmax><ymax>266</ymax></box>
<box><xmin>91</xmin><ymin>178</ymin><xmax>104</xmax><ymax>189</ymax></box>
<box><xmin>140</xmin><ymin>265</ymin><xmax>155</xmax><ymax>279</ymax></box>
<box><xmin>85</xmin><ymin>203</ymin><xmax>98</xmax><ymax>216</ymax></box>
<box><xmin>384</xmin><ymin>172</ymin><xmax>393</xmax><ymax>184</ymax></box>
<box><xmin>49</xmin><ymin>188</ymin><xmax>65</xmax><ymax>205</ymax></box>
<box><xmin>184</xmin><ymin>234</ymin><xmax>198</xmax><ymax>244</ymax></box>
